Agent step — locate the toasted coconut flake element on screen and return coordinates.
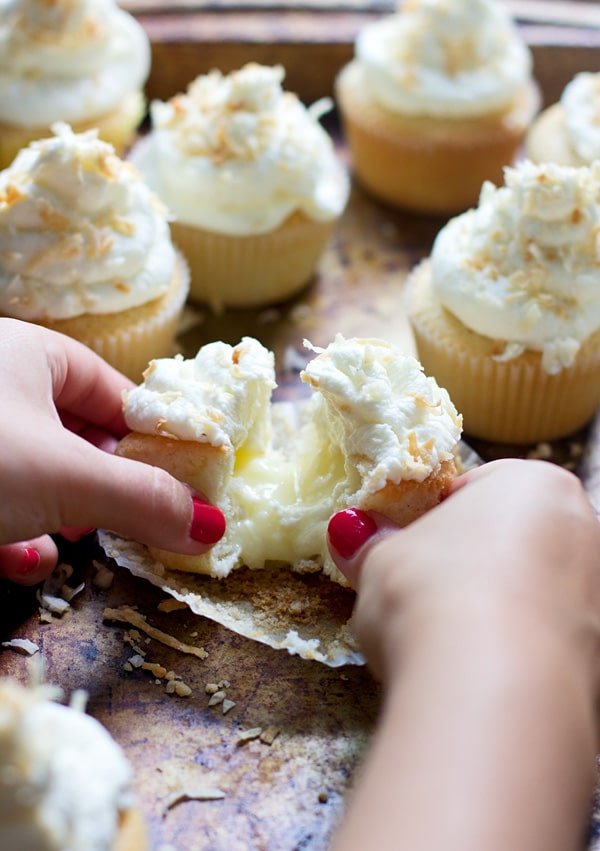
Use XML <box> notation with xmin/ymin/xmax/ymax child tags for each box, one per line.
<box><xmin>165</xmin><ymin>788</ymin><xmax>225</xmax><ymax>810</ymax></box>
<box><xmin>237</xmin><ymin>727</ymin><xmax>262</xmax><ymax>744</ymax></box>
<box><xmin>222</xmin><ymin>699</ymin><xmax>236</xmax><ymax>715</ymax></box>
<box><xmin>208</xmin><ymin>690</ymin><xmax>225</xmax><ymax>706</ymax></box>
<box><xmin>259</xmin><ymin>727</ymin><xmax>280</xmax><ymax>746</ymax></box>
<box><xmin>1</xmin><ymin>638</ymin><xmax>39</xmax><ymax>656</ymax></box>
<box><xmin>92</xmin><ymin>560</ymin><xmax>114</xmax><ymax>589</ymax></box>
<box><xmin>157</xmin><ymin>598</ymin><xmax>188</xmax><ymax>613</ymax></box>
<box><xmin>103</xmin><ymin>606</ymin><xmax>208</xmax><ymax>660</ymax></box>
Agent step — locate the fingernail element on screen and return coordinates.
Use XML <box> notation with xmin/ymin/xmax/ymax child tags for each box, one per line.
<box><xmin>16</xmin><ymin>547</ymin><xmax>41</xmax><ymax>576</ymax></box>
<box><xmin>328</xmin><ymin>509</ymin><xmax>378</xmax><ymax>560</ymax></box>
<box><xmin>190</xmin><ymin>497</ymin><xmax>226</xmax><ymax>545</ymax></box>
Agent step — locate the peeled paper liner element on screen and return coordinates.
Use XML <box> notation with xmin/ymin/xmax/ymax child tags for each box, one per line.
<box><xmin>99</xmin><ymin>440</ymin><xmax>481</xmax><ymax>668</ymax></box>
<box><xmin>99</xmin><ymin>530</ymin><xmax>363</xmax><ymax>667</ymax></box>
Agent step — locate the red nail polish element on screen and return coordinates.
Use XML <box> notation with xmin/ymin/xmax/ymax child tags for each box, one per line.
<box><xmin>190</xmin><ymin>498</ymin><xmax>226</xmax><ymax>545</ymax></box>
<box><xmin>16</xmin><ymin>547</ymin><xmax>41</xmax><ymax>575</ymax></box>
<box><xmin>328</xmin><ymin>509</ymin><xmax>378</xmax><ymax>560</ymax></box>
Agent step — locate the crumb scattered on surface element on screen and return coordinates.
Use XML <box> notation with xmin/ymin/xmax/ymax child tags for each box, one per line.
<box><xmin>92</xmin><ymin>560</ymin><xmax>114</xmax><ymax>589</ymax></box>
<box><xmin>259</xmin><ymin>727</ymin><xmax>280</xmax><ymax>746</ymax></box>
<box><xmin>526</xmin><ymin>441</ymin><xmax>553</xmax><ymax>460</ymax></box>
<box><xmin>128</xmin><ymin>654</ymin><xmax>144</xmax><ymax>668</ymax></box>
<box><xmin>318</xmin><ymin>791</ymin><xmax>329</xmax><ymax>804</ymax></box>
<box><xmin>205</xmin><ymin>682</ymin><xmax>219</xmax><ymax>694</ymax></box>
<box><xmin>165</xmin><ymin>788</ymin><xmax>225</xmax><ymax>811</ymax></box>
<box><xmin>237</xmin><ymin>727</ymin><xmax>263</xmax><ymax>745</ymax></box>
<box><xmin>157</xmin><ymin>598</ymin><xmax>188</xmax><ymax>613</ymax></box>
<box><xmin>1</xmin><ymin>638</ymin><xmax>39</xmax><ymax>656</ymax></box>
<box><xmin>222</xmin><ymin>699</ymin><xmax>236</xmax><ymax>715</ymax></box>
<box><xmin>208</xmin><ymin>690</ymin><xmax>226</xmax><ymax>706</ymax></box>
<box><xmin>103</xmin><ymin>606</ymin><xmax>208</xmax><ymax>659</ymax></box>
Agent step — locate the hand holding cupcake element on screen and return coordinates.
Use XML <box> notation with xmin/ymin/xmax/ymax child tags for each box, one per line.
<box><xmin>0</xmin><ymin>0</ymin><xmax>150</xmax><ymax>168</ymax></box>
<box><xmin>336</xmin><ymin>0</ymin><xmax>540</xmax><ymax>214</ymax></box>
<box><xmin>407</xmin><ymin>159</ymin><xmax>600</xmax><ymax>443</ymax></box>
<box><xmin>130</xmin><ymin>63</ymin><xmax>350</xmax><ymax>312</ymax></box>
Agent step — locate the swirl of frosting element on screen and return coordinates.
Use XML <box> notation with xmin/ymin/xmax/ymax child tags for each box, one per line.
<box><xmin>130</xmin><ymin>63</ymin><xmax>350</xmax><ymax>236</ymax></box>
<box><xmin>561</xmin><ymin>72</ymin><xmax>600</xmax><ymax>165</ymax></box>
<box><xmin>0</xmin><ymin>124</ymin><xmax>176</xmax><ymax>320</ymax></box>
<box><xmin>430</xmin><ymin>160</ymin><xmax>600</xmax><ymax>374</ymax></box>
<box><xmin>355</xmin><ymin>0</ymin><xmax>532</xmax><ymax>118</ymax></box>
<box><xmin>0</xmin><ymin>0</ymin><xmax>150</xmax><ymax>126</ymax></box>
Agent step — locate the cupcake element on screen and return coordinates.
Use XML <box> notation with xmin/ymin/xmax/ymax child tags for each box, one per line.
<box><xmin>116</xmin><ymin>335</ymin><xmax>461</xmax><ymax>584</ymax></box>
<box><xmin>130</xmin><ymin>63</ymin><xmax>350</xmax><ymax>312</ymax></box>
<box><xmin>406</xmin><ymin>160</ymin><xmax>600</xmax><ymax>444</ymax></box>
<box><xmin>0</xmin><ymin>0</ymin><xmax>150</xmax><ymax>170</ymax></box>
<box><xmin>0</xmin><ymin>678</ymin><xmax>146</xmax><ymax>851</ymax></box>
<box><xmin>0</xmin><ymin>124</ymin><xmax>189</xmax><ymax>381</ymax></box>
<box><xmin>336</xmin><ymin>0</ymin><xmax>540</xmax><ymax>215</ymax></box>
<box><xmin>526</xmin><ymin>72</ymin><xmax>600</xmax><ymax>167</ymax></box>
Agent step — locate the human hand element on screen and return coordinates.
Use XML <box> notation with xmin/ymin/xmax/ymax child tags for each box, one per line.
<box><xmin>0</xmin><ymin>319</ymin><xmax>225</xmax><ymax>586</ymax></box>
<box><xmin>328</xmin><ymin>459</ymin><xmax>600</xmax><ymax>851</ymax></box>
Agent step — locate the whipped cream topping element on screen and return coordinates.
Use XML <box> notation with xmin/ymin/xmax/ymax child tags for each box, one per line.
<box><xmin>0</xmin><ymin>679</ymin><xmax>133</xmax><ymax>851</ymax></box>
<box><xmin>0</xmin><ymin>0</ymin><xmax>150</xmax><ymax>127</ymax></box>
<box><xmin>302</xmin><ymin>335</ymin><xmax>461</xmax><ymax>489</ymax></box>
<box><xmin>124</xmin><ymin>338</ymin><xmax>277</xmax><ymax>451</ymax></box>
<box><xmin>355</xmin><ymin>0</ymin><xmax>532</xmax><ymax>117</ymax></box>
<box><xmin>431</xmin><ymin>159</ymin><xmax>600</xmax><ymax>374</ymax></box>
<box><xmin>561</xmin><ymin>72</ymin><xmax>600</xmax><ymax>165</ymax></box>
<box><xmin>0</xmin><ymin>124</ymin><xmax>177</xmax><ymax>320</ymax></box>
<box><xmin>130</xmin><ymin>63</ymin><xmax>350</xmax><ymax>235</ymax></box>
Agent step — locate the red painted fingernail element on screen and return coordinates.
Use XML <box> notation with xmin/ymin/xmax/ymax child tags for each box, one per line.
<box><xmin>16</xmin><ymin>547</ymin><xmax>41</xmax><ymax>575</ymax></box>
<box><xmin>328</xmin><ymin>509</ymin><xmax>378</xmax><ymax>560</ymax></box>
<box><xmin>190</xmin><ymin>497</ymin><xmax>226</xmax><ymax>545</ymax></box>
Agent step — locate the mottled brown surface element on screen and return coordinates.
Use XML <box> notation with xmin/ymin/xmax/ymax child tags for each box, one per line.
<box><xmin>1</xmin><ymin>26</ymin><xmax>600</xmax><ymax>851</ymax></box>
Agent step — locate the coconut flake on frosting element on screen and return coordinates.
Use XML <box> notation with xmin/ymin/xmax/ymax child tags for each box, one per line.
<box><xmin>0</xmin><ymin>678</ymin><xmax>133</xmax><ymax>851</ymax></box>
<box><xmin>355</xmin><ymin>0</ymin><xmax>532</xmax><ymax>118</ymax></box>
<box><xmin>0</xmin><ymin>123</ymin><xmax>176</xmax><ymax>320</ymax></box>
<box><xmin>130</xmin><ymin>63</ymin><xmax>350</xmax><ymax>235</ymax></box>
<box><xmin>561</xmin><ymin>72</ymin><xmax>600</xmax><ymax>165</ymax></box>
<box><xmin>430</xmin><ymin>159</ymin><xmax>600</xmax><ymax>374</ymax></box>
<box><xmin>0</xmin><ymin>0</ymin><xmax>150</xmax><ymax>127</ymax></box>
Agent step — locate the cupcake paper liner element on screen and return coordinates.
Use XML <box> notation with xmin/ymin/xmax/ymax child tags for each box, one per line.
<box><xmin>407</xmin><ymin>261</ymin><xmax>600</xmax><ymax>443</ymax></box>
<box><xmin>171</xmin><ymin>213</ymin><xmax>336</xmax><ymax>313</ymax></box>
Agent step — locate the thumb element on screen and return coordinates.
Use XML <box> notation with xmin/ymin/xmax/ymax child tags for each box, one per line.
<box><xmin>327</xmin><ymin>509</ymin><xmax>396</xmax><ymax>589</ymax></box>
<box><xmin>51</xmin><ymin>433</ymin><xmax>225</xmax><ymax>555</ymax></box>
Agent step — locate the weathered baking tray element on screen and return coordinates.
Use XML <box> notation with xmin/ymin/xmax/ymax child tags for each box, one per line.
<box><xmin>1</xmin><ymin>6</ymin><xmax>600</xmax><ymax>850</ymax></box>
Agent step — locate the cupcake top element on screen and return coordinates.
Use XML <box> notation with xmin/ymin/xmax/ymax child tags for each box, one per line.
<box><xmin>124</xmin><ymin>337</ymin><xmax>276</xmax><ymax>453</ymax></box>
<box><xmin>561</xmin><ymin>72</ymin><xmax>600</xmax><ymax>165</ymax></box>
<box><xmin>0</xmin><ymin>0</ymin><xmax>150</xmax><ymax>127</ymax></box>
<box><xmin>0</xmin><ymin>123</ymin><xmax>177</xmax><ymax>321</ymax></box>
<box><xmin>130</xmin><ymin>63</ymin><xmax>350</xmax><ymax>236</ymax></box>
<box><xmin>124</xmin><ymin>334</ymin><xmax>462</xmax><ymax>487</ymax></box>
<box><xmin>430</xmin><ymin>159</ymin><xmax>600</xmax><ymax>374</ymax></box>
<box><xmin>355</xmin><ymin>0</ymin><xmax>533</xmax><ymax>118</ymax></box>
<box><xmin>0</xmin><ymin>678</ymin><xmax>133</xmax><ymax>851</ymax></box>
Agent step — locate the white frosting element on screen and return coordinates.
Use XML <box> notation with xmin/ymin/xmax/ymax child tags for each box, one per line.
<box><xmin>130</xmin><ymin>63</ymin><xmax>350</xmax><ymax>236</ymax></box>
<box><xmin>0</xmin><ymin>124</ymin><xmax>177</xmax><ymax>320</ymax></box>
<box><xmin>124</xmin><ymin>337</ymin><xmax>277</xmax><ymax>451</ymax></box>
<box><xmin>0</xmin><ymin>680</ymin><xmax>133</xmax><ymax>851</ymax></box>
<box><xmin>123</xmin><ymin>335</ymin><xmax>461</xmax><ymax>576</ymax></box>
<box><xmin>561</xmin><ymin>72</ymin><xmax>600</xmax><ymax>164</ymax></box>
<box><xmin>355</xmin><ymin>0</ymin><xmax>532</xmax><ymax>117</ymax></box>
<box><xmin>0</xmin><ymin>0</ymin><xmax>150</xmax><ymax>127</ymax></box>
<box><xmin>431</xmin><ymin>160</ymin><xmax>600</xmax><ymax>374</ymax></box>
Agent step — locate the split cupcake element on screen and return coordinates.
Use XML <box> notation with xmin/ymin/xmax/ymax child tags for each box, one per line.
<box><xmin>336</xmin><ymin>0</ymin><xmax>540</xmax><ymax>215</ymax></box>
<box><xmin>526</xmin><ymin>72</ymin><xmax>600</xmax><ymax>167</ymax></box>
<box><xmin>130</xmin><ymin>63</ymin><xmax>350</xmax><ymax>312</ymax></box>
<box><xmin>0</xmin><ymin>678</ymin><xmax>146</xmax><ymax>851</ymax></box>
<box><xmin>406</xmin><ymin>159</ymin><xmax>600</xmax><ymax>444</ymax></box>
<box><xmin>0</xmin><ymin>124</ymin><xmax>189</xmax><ymax>381</ymax></box>
<box><xmin>0</xmin><ymin>0</ymin><xmax>150</xmax><ymax>169</ymax></box>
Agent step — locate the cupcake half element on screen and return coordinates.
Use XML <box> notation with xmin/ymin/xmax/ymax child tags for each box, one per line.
<box><xmin>526</xmin><ymin>72</ymin><xmax>600</xmax><ymax>167</ymax></box>
<box><xmin>407</xmin><ymin>160</ymin><xmax>600</xmax><ymax>443</ymax></box>
<box><xmin>130</xmin><ymin>63</ymin><xmax>350</xmax><ymax>312</ymax></box>
<box><xmin>336</xmin><ymin>0</ymin><xmax>540</xmax><ymax>215</ymax></box>
<box><xmin>0</xmin><ymin>0</ymin><xmax>150</xmax><ymax>169</ymax></box>
<box><xmin>0</xmin><ymin>124</ymin><xmax>189</xmax><ymax>381</ymax></box>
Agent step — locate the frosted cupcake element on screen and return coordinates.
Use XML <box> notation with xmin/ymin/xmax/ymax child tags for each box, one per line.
<box><xmin>407</xmin><ymin>160</ymin><xmax>600</xmax><ymax>443</ymax></box>
<box><xmin>336</xmin><ymin>0</ymin><xmax>540</xmax><ymax>215</ymax></box>
<box><xmin>116</xmin><ymin>335</ymin><xmax>461</xmax><ymax>584</ymax></box>
<box><xmin>526</xmin><ymin>72</ymin><xmax>600</xmax><ymax>167</ymax></box>
<box><xmin>130</xmin><ymin>63</ymin><xmax>350</xmax><ymax>312</ymax></box>
<box><xmin>0</xmin><ymin>124</ymin><xmax>189</xmax><ymax>381</ymax></box>
<box><xmin>0</xmin><ymin>678</ymin><xmax>146</xmax><ymax>851</ymax></box>
<box><xmin>0</xmin><ymin>0</ymin><xmax>150</xmax><ymax>169</ymax></box>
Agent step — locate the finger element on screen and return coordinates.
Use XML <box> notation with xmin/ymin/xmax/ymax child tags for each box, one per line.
<box><xmin>49</xmin><ymin>433</ymin><xmax>225</xmax><ymax>555</ymax></box>
<box><xmin>0</xmin><ymin>536</ymin><xmax>58</xmax><ymax>586</ymax></box>
<box><xmin>59</xmin><ymin>413</ymin><xmax>120</xmax><ymax>453</ymax></box>
<box><xmin>59</xmin><ymin>526</ymin><xmax>96</xmax><ymax>543</ymax></box>
<box><xmin>42</xmin><ymin>328</ymin><xmax>134</xmax><ymax>437</ymax></box>
<box><xmin>327</xmin><ymin>509</ymin><xmax>396</xmax><ymax>590</ymax></box>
